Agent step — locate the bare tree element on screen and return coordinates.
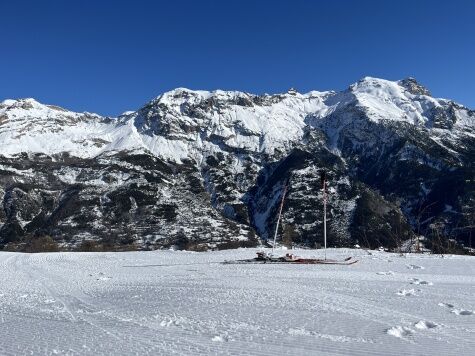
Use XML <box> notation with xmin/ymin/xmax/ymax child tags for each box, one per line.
<box><xmin>414</xmin><ymin>199</ymin><xmax>437</xmax><ymax>253</ymax></box>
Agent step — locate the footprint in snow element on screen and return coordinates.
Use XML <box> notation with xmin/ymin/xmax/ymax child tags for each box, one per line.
<box><xmin>386</xmin><ymin>326</ymin><xmax>414</xmax><ymax>338</ymax></box>
<box><xmin>377</xmin><ymin>271</ymin><xmax>395</xmax><ymax>275</ymax></box>
<box><xmin>438</xmin><ymin>302</ymin><xmax>473</xmax><ymax>315</ymax></box>
<box><xmin>212</xmin><ymin>335</ymin><xmax>228</xmax><ymax>342</ymax></box>
<box><xmin>451</xmin><ymin>309</ymin><xmax>474</xmax><ymax>316</ymax></box>
<box><xmin>397</xmin><ymin>289</ymin><xmax>415</xmax><ymax>297</ymax></box>
<box><xmin>414</xmin><ymin>320</ymin><xmax>439</xmax><ymax>329</ymax></box>
<box><xmin>409</xmin><ymin>278</ymin><xmax>432</xmax><ymax>286</ymax></box>
<box><xmin>406</xmin><ymin>264</ymin><xmax>424</xmax><ymax>270</ymax></box>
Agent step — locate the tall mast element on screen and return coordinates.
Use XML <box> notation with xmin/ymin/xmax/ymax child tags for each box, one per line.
<box><xmin>272</xmin><ymin>184</ymin><xmax>287</xmax><ymax>254</ymax></box>
<box><xmin>321</xmin><ymin>171</ymin><xmax>327</xmax><ymax>260</ymax></box>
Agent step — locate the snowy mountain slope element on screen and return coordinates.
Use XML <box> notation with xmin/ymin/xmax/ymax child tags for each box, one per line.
<box><xmin>0</xmin><ymin>153</ymin><xmax>256</xmax><ymax>250</ymax></box>
<box><xmin>0</xmin><ymin>90</ymin><xmax>330</xmax><ymax>161</ymax></box>
<box><xmin>128</xmin><ymin>88</ymin><xmax>334</xmax><ymax>163</ymax></box>
<box><xmin>0</xmin><ymin>98</ymin><xmax>114</xmax><ymax>158</ymax></box>
<box><xmin>0</xmin><ymin>77</ymin><xmax>474</xmax><ymax>250</ymax></box>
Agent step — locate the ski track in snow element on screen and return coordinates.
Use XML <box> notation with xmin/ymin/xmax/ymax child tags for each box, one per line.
<box><xmin>0</xmin><ymin>248</ymin><xmax>474</xmax><ymax>355</ymax></box>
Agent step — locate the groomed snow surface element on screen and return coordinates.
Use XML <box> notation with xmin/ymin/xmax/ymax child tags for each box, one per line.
<box><xmin>0</xmin><ymin>248</ymin><xmax>474</xmax><ymax>355</ymax></box>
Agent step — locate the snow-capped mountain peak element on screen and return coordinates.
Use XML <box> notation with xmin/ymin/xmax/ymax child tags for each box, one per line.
<box><xmin>342</xmin><ymin>77</ymin><xmax>474</xmax><ymax>130</ymax></box>
<box><xmin>398</xmin><ymin>77</ymin><xmax>432</xmax><ymax>96</ymax></box>
<box><xmin>0</xmin><ymin>98</ymin><xmax>116</xmax><ymax>158</ymax></box>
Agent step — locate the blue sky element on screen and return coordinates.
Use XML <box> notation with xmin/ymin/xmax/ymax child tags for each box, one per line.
<box><xmin>1</xmin><ymin>0</ymin><xmax>474</xmax><ymax>116</ymax></box>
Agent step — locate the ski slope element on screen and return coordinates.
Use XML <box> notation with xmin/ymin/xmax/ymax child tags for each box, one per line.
<box><xmin>0</xmin><ymin>248</ymin><xmax>474</xmax><ymax>355</ymax></box>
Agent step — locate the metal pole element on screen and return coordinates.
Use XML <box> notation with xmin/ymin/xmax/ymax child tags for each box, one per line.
<box><xmin>323</xmin><ymin>179</ymin><xmax>327</xmax><ymax>260</ymax></box>
<box><xmin>272</xmin><ymin>185</ymin><xmax>287</xmax><ymax>254</ymax></box>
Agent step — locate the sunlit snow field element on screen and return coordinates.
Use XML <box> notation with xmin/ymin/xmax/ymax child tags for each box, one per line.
<box><xmin>0</xmin><ymin>248</ymin><xmax>474</xmax><ymax>355</ymax></box>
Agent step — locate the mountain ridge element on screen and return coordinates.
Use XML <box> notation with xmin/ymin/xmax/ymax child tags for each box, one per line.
<box><xmin>1</xmin><ymin>77</ymin><xmax>474</xmax><ymax>252</ymax></box>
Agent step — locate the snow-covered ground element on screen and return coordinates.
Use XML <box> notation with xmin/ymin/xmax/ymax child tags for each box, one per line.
<box><xmin>0</xmin><ymin>248</ymin><xmax>474</xmax><ymax>355</ymax></box>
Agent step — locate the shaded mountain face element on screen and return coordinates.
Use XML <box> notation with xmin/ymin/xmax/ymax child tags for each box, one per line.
<box><xmin>0</xmin><ymin>77</ymin><xmax>474</xmax><ymax>251</ymax></box>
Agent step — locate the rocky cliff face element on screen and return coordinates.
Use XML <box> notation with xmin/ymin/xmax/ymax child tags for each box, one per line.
<box><xmin>0</xmin><ymin>77</ymin><xmax>474</xmax><ymax>251</ymax></box>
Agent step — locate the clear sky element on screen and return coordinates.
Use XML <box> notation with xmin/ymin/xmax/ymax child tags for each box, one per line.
<box><xmin>1</xmin><ymin>0</ymin><xmax>474</xmax><ymax>116</ymax></box>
